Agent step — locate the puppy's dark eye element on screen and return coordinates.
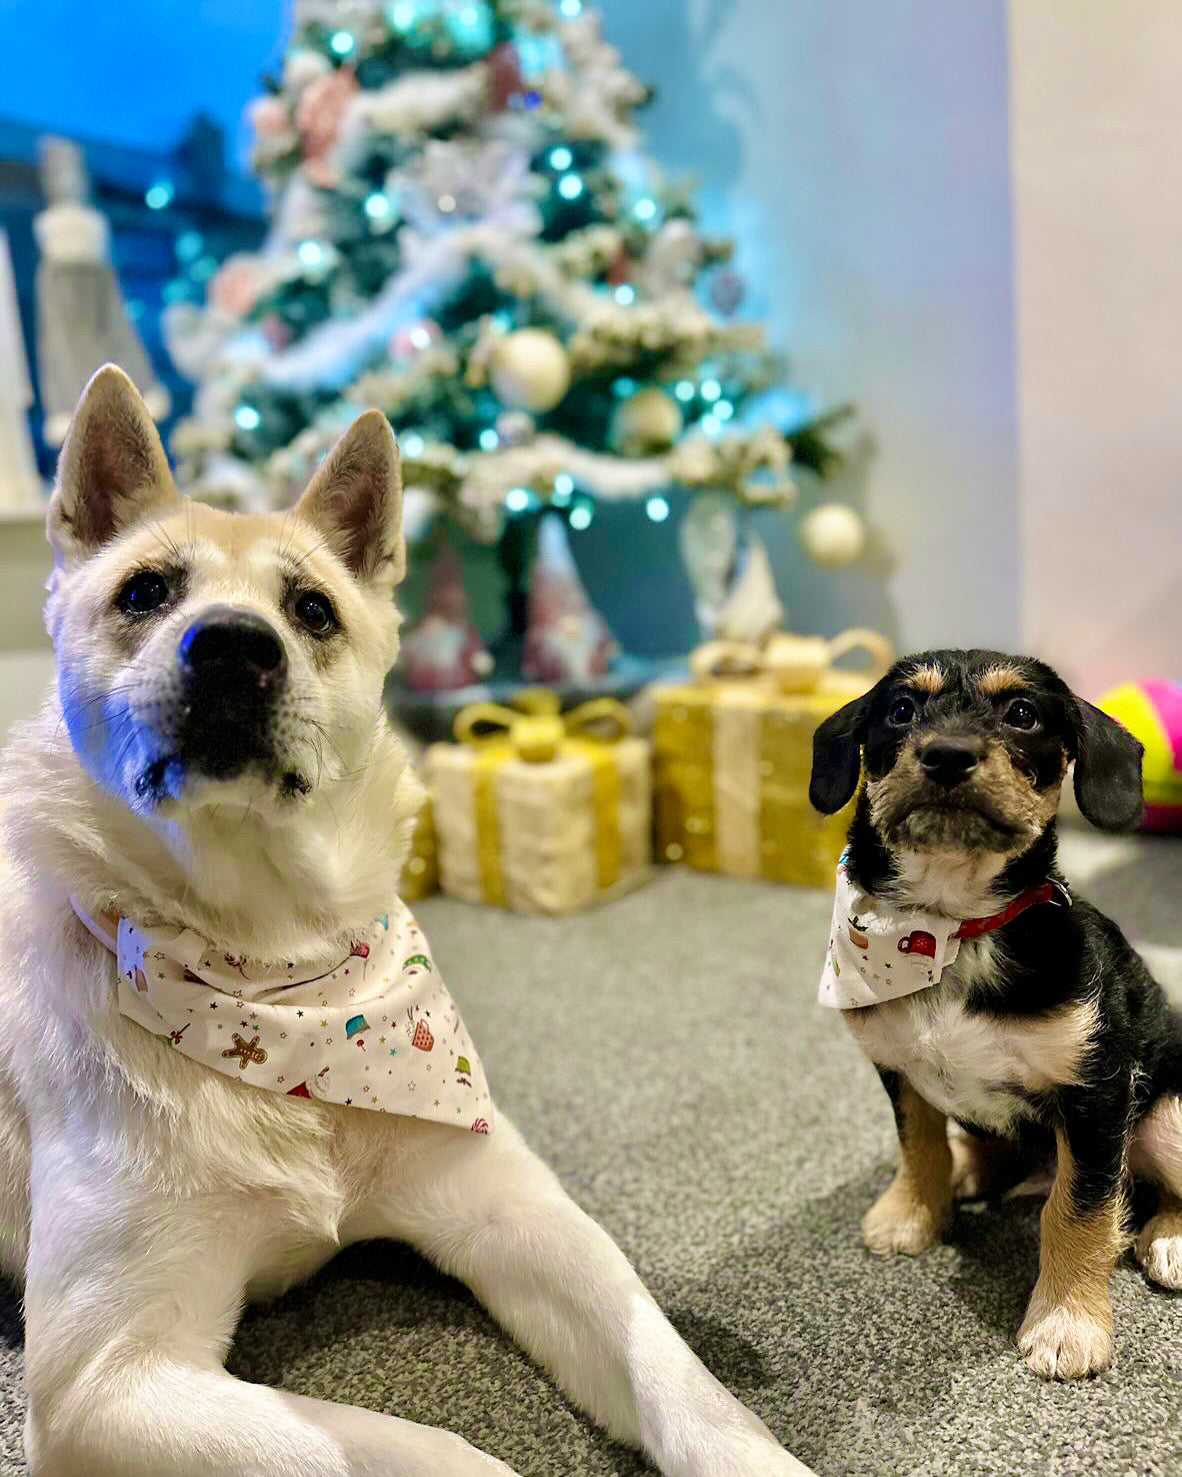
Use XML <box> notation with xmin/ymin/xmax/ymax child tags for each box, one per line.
<box><xmin>888</xmin><ymin>695</ymin><xmax>917</xmax><ymax>728</ymax></box>
<box><xmin>1004</xmin><ymin>698</ymin><xmax>1040</xmax><ymax>731</ymax></box>
<box><xmin>294</xmin><ymin>591</ymin><xmax>337</xmax><ymax>635</ymax></box>
<box><xmin>117</xmin><ymin>571</ymin><xmax>170</xmax><ymax>616</ymax></box>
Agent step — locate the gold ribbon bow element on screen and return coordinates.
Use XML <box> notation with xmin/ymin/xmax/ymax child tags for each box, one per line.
<box><xmin>454</xmin><ymin>690</ymin><xmax>633</xmax><ymax>763</ymax></box>
<box><xmin>689</xmin><ymin>628</ymin><xmax>893</xmax><ymax>696</ymax></box>
<box><xmin>452</xmin><ymin>692</ymin><xmax>634</xmax><ymax>906</ymax></box>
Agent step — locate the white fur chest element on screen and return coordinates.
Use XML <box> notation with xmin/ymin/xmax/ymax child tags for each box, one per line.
<box><xmin>842</xmin><ymin>937</ymin><xmax>1088</xmax><ymax>1135</ymax></box>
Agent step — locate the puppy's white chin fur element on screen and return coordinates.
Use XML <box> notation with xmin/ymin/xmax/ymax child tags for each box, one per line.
<box><xmin>886</xmin><ymin>845</ymin><xmax>1010</xmax><ymax>918</ymax></box>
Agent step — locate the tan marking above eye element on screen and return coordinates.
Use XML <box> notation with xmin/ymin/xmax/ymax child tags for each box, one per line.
<box><xmin>977</xmin><ymin>664</ymin><xmax>1028</xmax><ymax>697</ymax></box>
<box><xmin>904</xmin><ymin>662</ymin><xmax>945</xmax><ymax>694</ymax></box>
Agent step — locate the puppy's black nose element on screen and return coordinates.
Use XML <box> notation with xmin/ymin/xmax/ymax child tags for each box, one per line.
<box><xmin>919</xmin><ymin>737</ymin><xmax>984</xmax><ymax>788</ymax></box>
<box><xmin>178</xmin><ymin>606</ymin><xmax>286</xmax><ymax>690</ymax></box>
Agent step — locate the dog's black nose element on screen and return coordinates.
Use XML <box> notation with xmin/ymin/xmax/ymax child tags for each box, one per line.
<box><xmin>178</xmin><ymin>606</ymin><xmax>286</xmax><ymax>689</ymax></box>
<box><xmin>919</xmin><ymin>737</ymin><xmax>984</xmax><ymax>788</ymax></box>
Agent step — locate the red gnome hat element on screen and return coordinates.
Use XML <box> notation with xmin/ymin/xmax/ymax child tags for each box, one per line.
<box><xmin>400</xmin><ymin>546</ymin><xmax>493</xmax><ymax>693</ymax></box>
<box><xmin>522</xmin><ymin>515</ymin><xmax>617</xmax><ymax>685</ymax></box>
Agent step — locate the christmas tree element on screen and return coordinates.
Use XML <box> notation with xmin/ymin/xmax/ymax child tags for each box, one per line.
<box><xmin>167</xmin><ymin>0</ymin><xmax>855</xmax><ymax>694</ymax></box>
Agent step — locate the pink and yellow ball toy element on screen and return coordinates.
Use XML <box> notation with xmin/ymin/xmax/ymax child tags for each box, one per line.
<box><xmin>1097</xmin><ymin>681</ymin><xmax>1182</xmax><ymax>833</ymax></box>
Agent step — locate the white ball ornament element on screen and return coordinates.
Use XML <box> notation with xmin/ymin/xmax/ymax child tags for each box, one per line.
<box><xmin>489</xmin><ymin>328</ymin><xmax>571</xmax><ymax>413</ymax></box>
<box><xmin>800</xmin><ymin>503</ymin><xmax>866</xmax><ymax>568</ymax></box>
<box><xmin>610</xmin><ymin>387</ymin><xmax>683</xmax><ymax>455</ymax></box>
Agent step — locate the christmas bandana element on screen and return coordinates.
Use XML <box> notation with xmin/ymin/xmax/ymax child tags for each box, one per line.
<box><xmin>817</xmin><ymin>857</ymin><xmax>964</xmax><ymax>1011</ymax></box>
<box><xmin>72</xmin><ymin>896</ymin><xmax>494</xmax><ymax>1133</ymax></box>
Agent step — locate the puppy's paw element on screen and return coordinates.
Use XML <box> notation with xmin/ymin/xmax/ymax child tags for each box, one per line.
<box><xmin>862</xmin><ymin>1183</ymin><xmax>946</xmax><ymax>1256</ymax></box>
<box><xmin>949</xmin><ymin>1130</ymin><xmax>995</xmax><ymax>1201</ymax></box>
<box><xmin>1017</xmin><ymin>1298</ymin><xmax>1113</xmax><ymax>1380</ymax></box>
<box><xmin>1136</xmin><ymin>1215</ymin><xmax>1182</xmax><ymax>1290</ymax></box>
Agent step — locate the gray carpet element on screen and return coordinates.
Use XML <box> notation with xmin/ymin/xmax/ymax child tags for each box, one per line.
<box><xmin>2</xmin><ymin>829</ymin><xmax>1182</xmax><ymax>1475</ymax></box>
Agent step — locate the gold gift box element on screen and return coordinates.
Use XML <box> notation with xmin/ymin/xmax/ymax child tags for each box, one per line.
<box><xmin>652</xmin><ymin>631</ymin><xmax>891</xmax><ymax>889</ymax></box>
<box><xmin>424</xmin><ymin>693</ymin><xmax>651</xmax><ymax>915</ymax></box>
<box><xmin>399</xmin><ymin>795</ymin><xmax>439</xmax><ymax>902</ymax></box>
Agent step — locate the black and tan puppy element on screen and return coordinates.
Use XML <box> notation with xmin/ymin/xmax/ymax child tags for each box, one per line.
<box><xmin>810</xmin><ymin>648</ymin><xmax>1182</xmax><ymax>1379</ymax></box>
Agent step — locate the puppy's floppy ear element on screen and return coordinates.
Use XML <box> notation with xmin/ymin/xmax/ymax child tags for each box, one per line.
<box><xmin>1072</xmin><ymin>698</ymin><xmax>1144</xmax><ymax>831</ymax></box>
<box><xmin>48</xmin><ymin>364</ymin><xmax>178</xmax><ymax>564</ymax></box>
<box><xmin>295</xmin><ymin>409</ymin><xmax>405</xmax><ymax>589</ymax></box>
<box><xmin>810</xmin><ymin>689</ymin><xmax>873</xmax><ymax>814</ymax></box>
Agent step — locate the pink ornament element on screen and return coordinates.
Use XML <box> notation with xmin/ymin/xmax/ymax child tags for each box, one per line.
<box><xmin>250</xmin><ymin>95</ymin><xmax>290</xmax><ymax>138</ymax></box>
<box><xmin>606</xmin><ymin>249</ymin><xmax>634</xmax><ymax>287</ymax></box>
<box><xmin>522</xmin><ymin>517</ymin><xmax>618</xmax><ymax>685</ymax></box>
<box><xmin>208</xmin><ymin>254</ymin><xmax>265</xmax><ymax>319</ymax></box>
<box><xmin>400</xmin><ymin>549</ymin><xmax>493</xmax><ymax>693</ymax></box>
<box><xmin>486</xmin><ymin>42</ymin><xmax>524</xmax><ymax>111</ymax></box>
<box><xmin>260</xmin><ymin>314</ymin><xmax>292</xmax><ymax>351</ymax></box>
<box><xmin>389</xmin><ymin>319</ymin><xmax>442</xmax><ymax>361</ymax></box>
<box><xmin>295</xmin><ymin>67</ymin><xmax>359</xmax><ymax>188</ymax></box>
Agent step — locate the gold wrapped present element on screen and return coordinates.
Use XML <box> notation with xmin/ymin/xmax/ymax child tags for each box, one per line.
<box><xmin>425</xmin><ymin>692</ymin><xmax>651</xmax><ymax>914</ymax></box>
<box><xmin>652</xmin><ymin>629</ymin><xmax>893</xmax><ymax>889</ymax></box>
<box><xmin>399</xmin><ymin>794</ymin><xmax>439</xmax><ymax>901</ymax></box>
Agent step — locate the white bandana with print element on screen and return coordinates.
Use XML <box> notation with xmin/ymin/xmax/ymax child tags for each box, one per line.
<box><xmin>72</xmin><ymin>895</ymin><xmax>494</xmax><ymax>1134</ymax></box>
<box><xmin>817</xmin><ymin>857</ymin><xmax>965</xmax><ymax>1011</ymax></box>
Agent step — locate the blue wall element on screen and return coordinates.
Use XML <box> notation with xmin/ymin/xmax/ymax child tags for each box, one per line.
<box><xmin>0</xmin><ymin>0</ymin><xmax>288</xmax><ymax>159</ymax></box>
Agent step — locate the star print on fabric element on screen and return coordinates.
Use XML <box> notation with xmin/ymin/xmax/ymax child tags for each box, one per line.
<box><xmin>107</xmin><ymin>897</ymin><xmax>492</xmax><ymax>1133</ymax></box>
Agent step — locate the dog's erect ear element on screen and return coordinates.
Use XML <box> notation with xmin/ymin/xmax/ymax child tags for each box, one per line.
<box><xmin>1072</xmin><ymin>698</ymin><xmax>1144</xmax><ymax>831</ymax></box>
<box><xmin>810</xmin><ymin>690</ymin><xmax>873</xmax><ymax>814</ymax></box>
<box><xmin>48</xmin><ymin>364</ymin><xmax>178</xmax><ymax>564</ymax></box>
<box><xmin>295</xmin><ymin>410</ymin><xmax>405</xmax><ymax>589</ymax></box>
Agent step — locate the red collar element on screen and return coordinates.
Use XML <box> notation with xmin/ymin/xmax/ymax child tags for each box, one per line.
<box><xmin>953</xmin><ymin>881</ymin><xmax>1068</xmax><ymax>941</ymax></box>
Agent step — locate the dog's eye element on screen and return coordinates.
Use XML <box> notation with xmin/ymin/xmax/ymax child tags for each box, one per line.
<box><xmin>294</xmin><ymin>591</ymin><xmax>337</xmax><ymax>635</ymax></box>
<box><xmin>887</xmin><ymin>696</ymin><xmax>917</xmax><ymax>728</ymax></box>
<box><xmin>1004</xmin><ymin>698</ymin><xmax>1040</xmax><ymax>731</ymax></box>
<box><xmin>117</xmin><ymin>571</ymin><xmax>170</xmax><ymax>616</ymax></box>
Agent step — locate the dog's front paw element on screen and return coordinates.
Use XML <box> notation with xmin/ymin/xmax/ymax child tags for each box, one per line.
<box><xmin>861</xmin><ymin>1182</ymin><xmax>946</xmax><ymax>1256</ymax></box>
<box><xmin>1017</xmin><ymin>1296</ymin><xmax>1113</xmax><ymax>1380</ymax></box>
<box><xmin>672</xmin><ymin>1431</ymin><xmax>817</xmax><ymax>1477</ymax></box>
<box><xmin>1136</xmin><ymin>1214</ymin><xmax>1182</xmax><ymax>1289</ymax></box>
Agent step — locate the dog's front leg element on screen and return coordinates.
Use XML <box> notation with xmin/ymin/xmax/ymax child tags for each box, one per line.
<box><xmin>1017</xmin><ymin>1089</ymin><xmax>1128</xmax><ymax>1380</ymax></box>
<box><xmin>862</xmin><ymin>1070</ymin><xmax>952</xmax><ymax>1254</ymax></box>
<box><xmin>352</xmin><ymin>1118</ymin><xmax>815</xmax><ymax>1477</ymax></box>
<box><xmin>24</xmin><ymin>1146</ymin><xmax>520</xmax><ymax>1477</ymax></box>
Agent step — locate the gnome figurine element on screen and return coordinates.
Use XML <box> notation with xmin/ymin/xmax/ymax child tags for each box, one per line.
<box><xmin>522</xmin><ymin>514</ymin><xmax>617</xmax><ymax>686</ymax></box>
<box><xmin>400</xmin><ymin>545</ymin><xmax>493</xmax><ymax>693</ymax></box>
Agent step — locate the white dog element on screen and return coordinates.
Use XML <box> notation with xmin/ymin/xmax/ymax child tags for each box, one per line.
<box><xmin>0</xmin><ymin>366</ymin><xmax>812</xmax><ymax>1477</ymax></box>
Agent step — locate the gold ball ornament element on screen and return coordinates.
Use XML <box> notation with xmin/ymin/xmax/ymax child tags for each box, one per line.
<box><xmin>609</xmin><ymin>387</ymin><xmax>683</xmax><ymax>455</ymax></box>
<box><xmin>489</xmin><ymin>329</ymin><xmax>571</xmax><ymax>413</ymax></box>
<box><xmin>800</xmin><ymin>503</ymin><xmax>866</xmax><ymax>568</ymax></box>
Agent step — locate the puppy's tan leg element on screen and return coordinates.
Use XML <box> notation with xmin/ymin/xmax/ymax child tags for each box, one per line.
<box><xmin>1017</xmin><ymin>1129</ymin><xmax>1124</xmax><ymax>1380</ymax></box>
<box><xmin>1135</xmin><ymin>1192</ymin><xmax>1182</xmax><ymax>1290</ymax></box>
<box><xmin>863</xmin><ymin>1073</ymin><xmax>952</xmax><ymax>1255</ymax></box>
<box><xmin>1130</xmin><ymin>1095</ymin><xmax>1182</xmax><ymax>1287</ymax></box>
<box><xmin>949</xmin><ymin>1123</ymin><xmax>1047</xmax><ymax>1201</ymax></box>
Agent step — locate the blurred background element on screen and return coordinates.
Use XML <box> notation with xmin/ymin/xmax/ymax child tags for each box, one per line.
<box><xmin>0</xmin><ymin>0</ymin><xmax>1177</xmax><ymax>754</ymax></box>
